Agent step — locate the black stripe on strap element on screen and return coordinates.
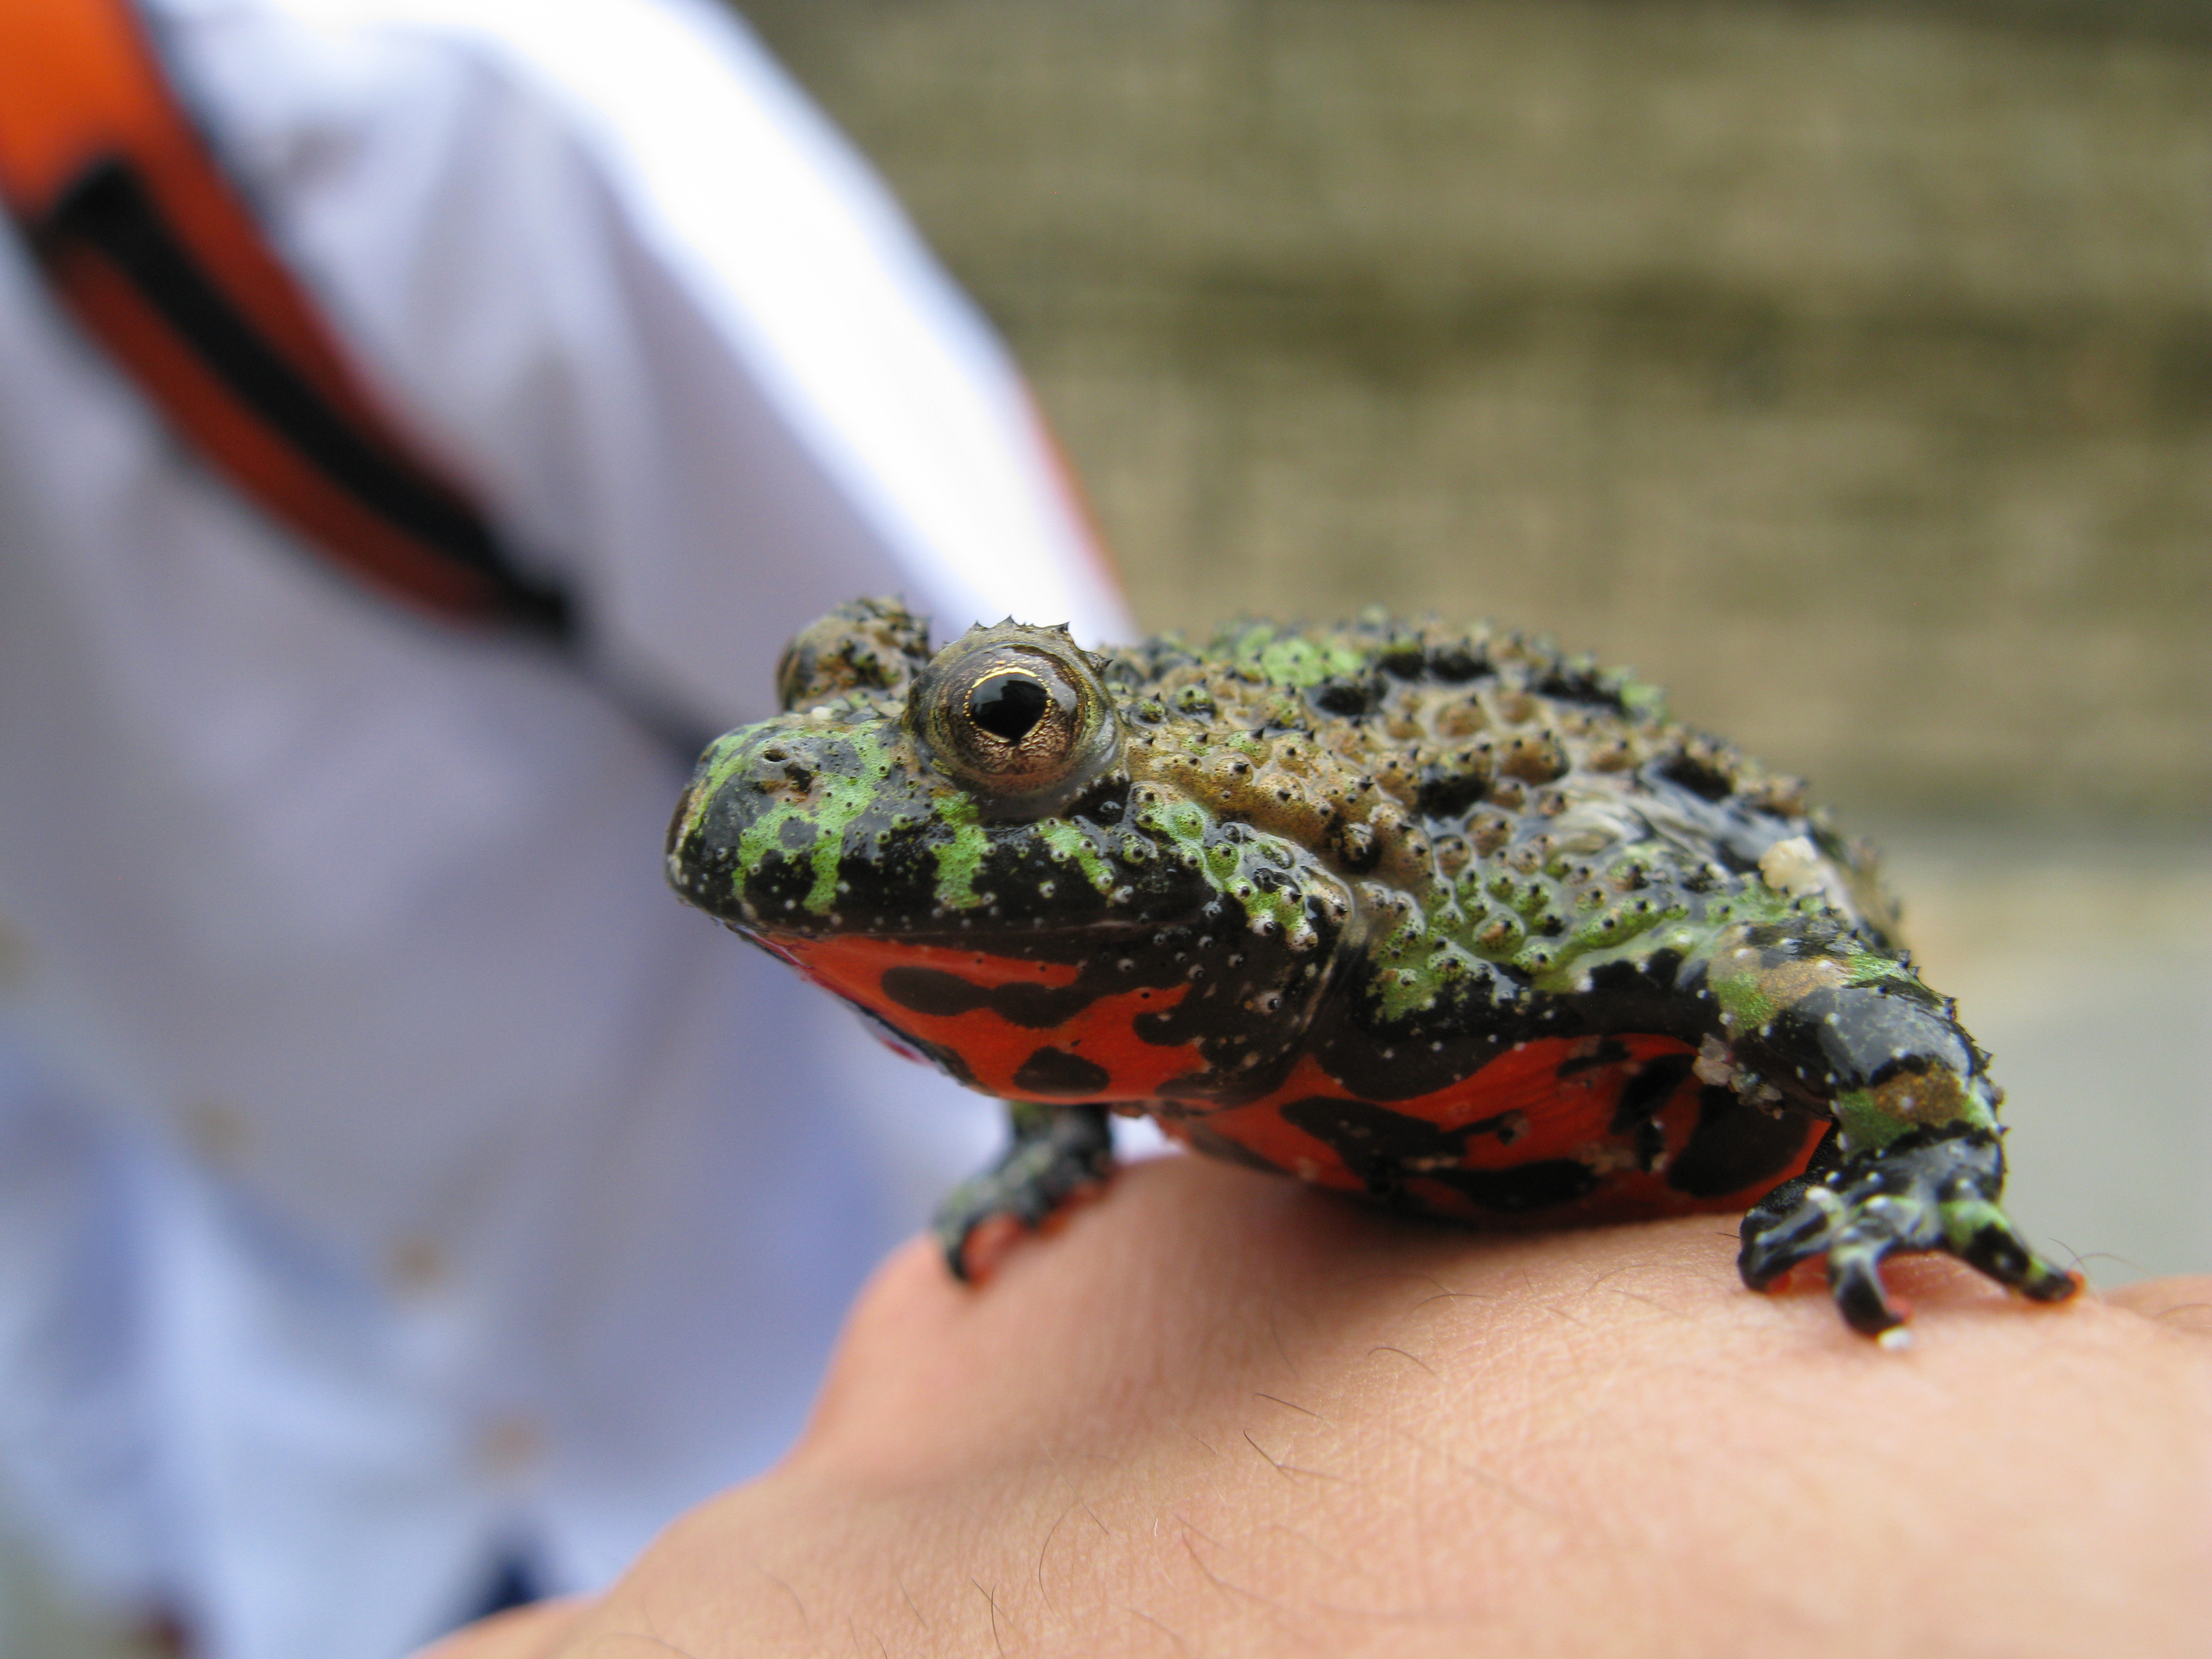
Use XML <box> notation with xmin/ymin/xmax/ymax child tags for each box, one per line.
<box><xmin>41</xmin><ymin>156</ymin><xmax>575</xmax><ymax>643</ymax></box>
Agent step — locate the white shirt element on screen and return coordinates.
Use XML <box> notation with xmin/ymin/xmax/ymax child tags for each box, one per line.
<box><xmin>0</xmin><ymin>2</ymin><xmax>1129</xmax><ymax>1654</ymax></box>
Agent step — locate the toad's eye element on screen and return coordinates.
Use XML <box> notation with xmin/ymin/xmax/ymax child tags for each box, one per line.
<box><xmin>943</xmin><ymin>657</ymin><xmax>1080</xmax><ymax>782</ymax></box>
<box><xmin>910</xmin><ymin>629</ymin><xmax>1119</xmax><ymax>815</ymax></box>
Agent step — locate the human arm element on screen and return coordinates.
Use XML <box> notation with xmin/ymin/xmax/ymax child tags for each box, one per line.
<box><xmin>424</xmin><ymin>1153</ymin><xmax>2212</xmax><ymax>1658</ymax></box>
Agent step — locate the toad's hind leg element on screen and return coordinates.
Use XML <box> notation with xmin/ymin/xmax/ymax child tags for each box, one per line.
<box><xmin>1739</xmin><ymin>1125</ymin><xmax>2078</xmax><ymax>1335</ymax></box>
<box><xmin>932</xmin><ymin>1102</ymin><xmax>1115</xmax><ymax>1283</ymax></box>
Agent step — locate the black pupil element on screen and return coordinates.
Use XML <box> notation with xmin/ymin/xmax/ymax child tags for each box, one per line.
<box><xmin>969</xmin><ymin>673</ymin><xmax>1051</xmax><ymax>743</ymax></box>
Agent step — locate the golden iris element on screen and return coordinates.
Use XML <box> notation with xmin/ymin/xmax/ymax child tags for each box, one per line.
<box><xmin>910</xmin><ymin>628</ymin><xmax>1117</xmax><ymax>812</ymax></box>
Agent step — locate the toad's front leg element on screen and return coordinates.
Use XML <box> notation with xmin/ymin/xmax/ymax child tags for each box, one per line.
<box><xmin>933</xmin><ymin>1102</ymin><xmax>1115</xmax><ymax>1282</ymax></box>
<box><xmin>1739</xmin><ymin>1123</ymin><xmax>2079</xmax><ymax>1335</ymax></box>
<box><xmin>1712</xmin><ymin>942</ymin><xmax>2080</xmax><ymax>1335</ymax></box>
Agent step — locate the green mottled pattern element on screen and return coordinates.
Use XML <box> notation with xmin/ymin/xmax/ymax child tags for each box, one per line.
<box><xmin>927</xmin><ymin>793</ymin><xmax>991</xmax><ymax>911</ymax></box>
<box><xmin>1035</xmin><ymin>818</ymin><xmax>1117</xmax><ymax>897</ymax></box>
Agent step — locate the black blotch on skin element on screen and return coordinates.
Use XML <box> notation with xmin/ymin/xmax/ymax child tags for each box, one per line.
<box><xmin>880</xmin><ymin>966</ymin><xmax>989</xmax><ymax>1018</ymax></box>
<box><xmin>991</xmin><ymin>980</ymin><xmax>1105</xmax><ymax>1029</ymax></box>
<box><xmin>1555</xmin><ymin>1037</ymin><xmax>1632</xmax><ymax>1080</ymax></box>
<box><xmin>1133</xmin><ymin>1008</ymin><xmax>1196</xmax><ymax>1047</ymax></box>
<box><xmin>881</xmin><ymin>963</ymin><xmax>1123</xmax><ymax>1032</ymax></box>
<box><xmin>1571</xmin><ymin>953</ymin><xmax>1697</xmax><ymax>1041</ymax></box>
<box><xmin>1012</xmin><ymin>1046</ymin><xmax>1112</xmax><ymax>1096</ymax></box>
<box><xmin>1312</xmin><ymin>959</ymin><xmax>1580</xmax><ymax>1104</ymax></box>
<box><xmin>860</xmin><ymin>863</ymin><xmax>1346</xmax><ymax>1100</ymax></box>
<box><xmin>1774</xmin><ymin>982</ymin><xmax>1968</xmax><ymax>1097</ymax></box>
<box><xmin>1657</xmin><ymin>752</ymin><xmax>1733</xmax><ymax>802</ymax></box>
<box><xmin>1587</xmin><ymin>952</ymin><xmax>1687</xmax><ymax>998</ymax></box>
<box><xmin>1607</xmin><ymin>1051</ymin><xmax>1696</xmax><ymax>1135</ymax></box>
<box><xmin>739</xmin><ymin>846</ymin><xmax>817</xmax><ymax>917</ymax></box>
<box><xmin>1416</xmin><ymin>761</ymin><xmax>1488</xmax><ymax>821</ymax></box>
<box><xmin>1425</xmin><ymin>644</ymin><xmax>1489</xmax><ymax>684</ymax></box>
<box><xmin>1308</xmin><ymin>671</ymin><xmax>1386</xmax><ymax>719</ymax></box>
<box><xmin>1667</xmin><ymin>1085</ymin><xmax>1821</xmax><ymax>1199</ymax></box>
<box><xmin>1377</xmin><ymin>641</ymin><xmax>1427</xmax><ymax>679</ymax></box>
<box><xmin>1531</xmin><ymin>666</ymin><xmax>1626</xmax><ymax>713</ymax></box>
<box><xmin>1279</xmin><ymin>1096</ymin><xmax>1517</xmax><ymax>1196</ymax></box>
<box><xmin>1426</xmin><ymin>1159</ymin><xmax>1600</xmax><ymax>1212</ymax></box>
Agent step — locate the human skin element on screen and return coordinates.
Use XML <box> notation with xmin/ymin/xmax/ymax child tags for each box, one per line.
<box><xmin>421</xmin><ymin>1155</ymin><xmax>2212</xmax><ymax>1659</ymax></box>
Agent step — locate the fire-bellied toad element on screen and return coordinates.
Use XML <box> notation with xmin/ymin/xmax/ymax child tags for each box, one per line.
<box><xmin>666</xmin><ymin>598</ymin><xmax>2079</xmax><ymax>1337</ymax></box>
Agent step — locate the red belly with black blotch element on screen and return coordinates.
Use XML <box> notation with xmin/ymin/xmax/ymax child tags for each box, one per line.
<box><xmin>767</xmin><ymin>933</ymin><xmax>1822</xmax><ymax>1220</ymax></box>
<box><xmin>1170</xmin><ymin>1034</ymin><xmax>1826</xmax><ymax>1222</ymax></box>
<box><xmin>763</xmin><ymin>935</ymin><xmax>1209</xmax><ymax>1100</ymax></box>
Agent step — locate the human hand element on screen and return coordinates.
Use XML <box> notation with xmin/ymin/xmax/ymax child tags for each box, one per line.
<box><xmin>422</xmin><ymin>1154</ymin><xmax>2211</xmax><ymax>1658</ymax></box>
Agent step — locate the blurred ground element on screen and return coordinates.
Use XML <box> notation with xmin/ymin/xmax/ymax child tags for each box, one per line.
<box><xmin>9</xmin><ymin>0</ymin><xmax>2210</xmax><ymax>1652</ymax></box>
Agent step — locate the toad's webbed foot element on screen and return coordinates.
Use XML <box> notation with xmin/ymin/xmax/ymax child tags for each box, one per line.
<box><xmin>1739</xmin><ymin>1126</ymin><xmax>2079</xmax><ymax>1336</ymax></box>
<box><xmin>933</xmin><ymin>1102</ymin><xmax>1115</xmax><ymax>1283</ymax></box>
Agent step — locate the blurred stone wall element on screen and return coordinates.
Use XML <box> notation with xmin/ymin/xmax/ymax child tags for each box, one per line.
<box><xmin>740</xmin><ymin>0</ymin><xmax>2212</xmax><ymax>825</ymax></box>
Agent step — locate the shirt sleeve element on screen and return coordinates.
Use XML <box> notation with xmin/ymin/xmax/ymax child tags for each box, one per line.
<box><xmin>150</xmin><ymin>0</ymin><xmax>1130</xmax><ymax>724</ymax></box>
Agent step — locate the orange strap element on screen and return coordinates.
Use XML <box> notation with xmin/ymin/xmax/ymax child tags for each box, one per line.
<box><xmin>0</xmin><ymin>0</ymin><xmax>570</xmax><ymax>637</ymax></box>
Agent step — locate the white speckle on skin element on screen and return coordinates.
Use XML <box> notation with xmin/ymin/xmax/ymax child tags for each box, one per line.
<box><xmin>1694</xmin><ymin>1035</ymin><xmax>1736</xmax><ymax>1088</ymax></box>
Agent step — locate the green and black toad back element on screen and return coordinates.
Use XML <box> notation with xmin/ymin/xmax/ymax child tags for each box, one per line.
<box><xmin>667</xmin><ymin>597</ymin><xmax>2080</xmax><ymax>1339</ymax></box>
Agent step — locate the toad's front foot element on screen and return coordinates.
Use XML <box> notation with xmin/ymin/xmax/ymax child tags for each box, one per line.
<box><xmin>1739</xmin><ymin>1126</ymin><xmax>2079</xmax><ymax>1336</ymax></box>
<box><xmin>933</xmin><ymin>1103</ymin><xmax>1115</xmax><ymax>1283</ymax></box>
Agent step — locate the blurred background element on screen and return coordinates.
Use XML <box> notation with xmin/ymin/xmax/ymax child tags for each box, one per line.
<box><xmin>9</xmin><ymin>0</ymin><xmax>2208</xmax><ymax>1651</ymax></box>
<box><xmin>747</xmin><ymin>0</ymin><xmax>2211</xmax><ymax>823</ymax></box>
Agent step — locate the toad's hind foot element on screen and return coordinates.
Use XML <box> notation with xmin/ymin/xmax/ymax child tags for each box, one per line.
<box><xmin>933</xmin><ymin>1102</ymin><xmax>1115</xmax><ymax>1283</ymax></box>
<box><xmin>1739</xmin><ymin>1126</ymin><xmax>2079</xmax><ymax>1335</ymax></box>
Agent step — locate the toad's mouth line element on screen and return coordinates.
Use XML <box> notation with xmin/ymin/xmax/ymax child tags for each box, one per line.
<box><xmin>732</xmin><ymin>906</ymin><xmax>1227</xmax><ymax>955</ymax></box>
